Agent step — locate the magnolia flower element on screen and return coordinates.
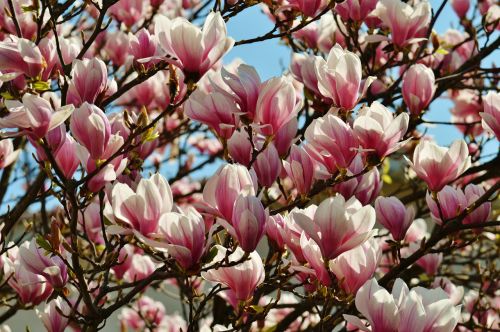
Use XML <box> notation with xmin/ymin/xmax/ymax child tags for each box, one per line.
<box><xmin>451</xmin><ymin>0</ymin><xmax>470</xmax><ymax>18</ymax></box>
<box><xmin>0</xmin><ymin>139</ymin><xmax>20</xmax><ymax>169</ymax></box>
<box><xmin>283</xmin><ymin>145</ymin><xmax>315</xmax><ymax>195</ymax></box>
<box><xmin>229</xmin><ymin>194</ymin><xmax>268</xmax><ymax>252</ymax></box>
<box><xmin>0</xmin><ymin>37</ymin><xmax>44</xmax><ymax>78</ymax></box>
<box><xmin>202</xmin><ymin>164</ymin><xmax>257</xmax><ymax>221</ymax></box>
<box><xmin>37</xmin><ymin>298</ymin><xmax>71</xmax><ymax>332</ymax></box>
<box><xmin>329</xmin><ymin>237</ymin><xmax>381</xmax><ymax>294</ymax></box>
<box><xmin>0</xmin><ymin>94</ymin><xmax>74</xmax><ymax>139</ymax></box>
<box><xmin>220</xmin><ymin>64</ymin><xmax>261</xmax><ymax>118</ymax></box>
<box><xmin>77</xmin><ymin>134</ymin><xmax>127</xmax><ymax>192</ymax></box>
<box><xmin>128</xmin><ymin>28</ymin><xmax>158</xmax><ymax>66</ymax></box>
<box><xmin>67</xmin><ymin>58</ymin><xmax>109</xmax><ymax>106</ymax></box>
<box><xmin>353</xmin><ymin>101</ymin><xmax>410</xmax><ymax>159</ymax></box>
<box><xmin>335</xmin><ymin>0</ymin><xmax>378</xmax><ymax>22</ymax></box>
<box><xmin>202</xmin><ymin>246</ymin><xmax>264</xmax><ymax>303</ymax></box>
<box><xmin>106</xmin><ymin>173</ymin><xmax>173</xmax><ymax>237</ymax></box>
<box><xmin>402</xmin><ymin>64</ymin><xmax>436</xmax><ymax>116</ymax></box>
<box><xmin>288</xmin><ymin>0</ymin><xmax>328</xmax><ymax>17</ymax></box>
<box><xmin>252</xmin><ymin>143</ymin><xmax>282</xmax><ymax>187</ymax></box>
<box><xmin>70</xmin><ymin>103</ymin><xmax>111</xmax><ymax>160</ymax></box>
<box><xmin>406</xmin><ymin>140</ymin><xmax>471</xmax><ymax>192</ymax></box>
<box><xmin>254</xmin><ymin>76</ymin><xmax>301</xmax><ymax>136</ymax></box>
<box><xmin>426</xmin><ymin>186</ymin><xmax>467</xmax><ymax>224</ymax></box>
<box><xmin>305</xmin><ymin>113</ymin><xmax>359</xmax><ymax>173</ymax></box>
<box><xmin>292</xmin><ymin>194</ymin><xmax>376</xmax><ymax>260</ymax></box>
<box><xmin>344</xmin><ymin>278</ymin><xmax>461</xmax><ymax>332</ymax></box>
<box><xmin>480</xmin><ymin>91</ymin><xmax>500</xmax><ymax>140</ymax></box>
<box><xmin>300</xmin><ymin>233</ymin><xmax>332</xmax><ymax>286</ymax></box>
<box><xmin>184</xmin><ymin>89</ymin><xmax>240</xmax><ymax>139</ymax></box>
<box><xmin>372</xmin><ymin>0</ymin><xmax>431</xmax><ymax>47</ymax></box>
<box><xmin>18</xmin><ymin>239</ymin><xmax>68</xmax><ymax>289</ymax></box>
<box><xmin>2</xmin><ymin>246</ymin><xmax>52</xmax><ymax>305</ymax></box>
<box><xmin>155</xmin><ymin>11</ymin><xmax>234</xmax><ymax>77</ymax></box>
<box><xmin>315</xmin><ymin>44</ymin><xmax>374</xmax><ymax>110</ymax></box>
<box><xmin>375</xmin><ymin>196</ymin><xmax>416</xmax><ymax>241</ymax></box>
<box><xmin>463</xmin><ymin>184</ymin><xmax>491</xmax><ymax>225</ymax></box>
<box><xmin>142</xmin><ymin>208</ymin><xmax>207</xmax><ymax>269</ymax></box>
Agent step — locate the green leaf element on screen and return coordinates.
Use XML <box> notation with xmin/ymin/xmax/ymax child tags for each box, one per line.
<box><xmin>36</xmin><ymin>234</ymin><xmax>52</xmax><ymax>252</ymax></box>
<box><xmin>32</xmin><ymin>80</ymin><xmax>51</xmax><ymax>91</ymax></box>
<box><xmin>435</xmin><ymin>48</ymin><xmax>449</xmax><ymax>55</ymax></box>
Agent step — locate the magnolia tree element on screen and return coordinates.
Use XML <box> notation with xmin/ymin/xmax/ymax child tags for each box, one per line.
<box><xmin>0</xmin><ymin>0</ymin><xmax>498</xmax><ymax>331</ymax></box>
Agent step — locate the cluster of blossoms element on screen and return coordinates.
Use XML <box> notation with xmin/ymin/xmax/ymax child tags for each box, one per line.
<box><xmin>0</xmin><ymin>0</ymin><xmax>498</xmax><ymax>331</ymax></box>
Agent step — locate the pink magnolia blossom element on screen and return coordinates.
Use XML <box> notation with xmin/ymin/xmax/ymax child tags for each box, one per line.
<box><xmin>227</xmin><ymin>130</ymin><xmax>252</xmax><ymax>166</ymax></box>
<box><xmin>37</xmin><ymin>298</ymin><xmax>71</xmax><ymax>332</ymax></box>
<box><xmin>411</xmin><ymin>243</ymin><xmax>443</xmax><ymax>275</ymax></box>
<box><xmin>485</xmin><ymin>5</ymin><xmax>500</xmax><ymax>31</ymax></box>
<box><xmin>0</xmin><ymin>37</ymin><xmax>44</xmax><ymax>78</ymax></box>
<box><xmin>344</xmin><ymin>278</ymin><xmax>461</xmax><ymax>332</ymax></box>
<box><xmin>329</xmin><ymin>237</ymin><xmax>381</xmax><ymax>294</ymax></box>
<box><xmin>227</xmin><ymin>194</ymin><xmax>268</xmax><ymax>252</ymax></box>
<box><xmin>372</xmin><ymin>0</ymin><xmax>431</xmax><ymax>47</ymax></box>
<box><xmin>151</xmin><ymin>208</ymin><xmax>207</xmax><ymax>269</ymax></box>
<box><xmin>333</xmin><ymin>155</ymin><xmax>382</xmax><ymax>205</ymax></box>
<box><xmin>432</xmin><ymin>277</ymin><xmax>464</xmax><ymax>306</ymax></box>
<box><xmin>18</xmin><ymin>239</ymin><xmax>68</xmax><ymax>289</ymax></box>
<box><xmin>402</xmin><ymin>64</ymin><xmax>436</xmax><ymax>116</ymax></box>
<box><xmin>375</xmin><ymin>196</ymin><xmax>416</xmax><ymax>241</ymax></box>
<box><xmin>283</xmin><ymin>145</ymin><xmax>315</xmax><ymax>195</ymax></box>
<box><xmin>70</xmin><ymin>103</ymin><xmax>111</xmax><ymax>160</ymax></box>
<box><xmin>123</xmin><ymin>254</ymin><xmax>157</xmax><ymax>282</ymax></box>
<box><xmin>300</xmin><ymin>233</ymin><xmax>332</xmax><ymax>286</ymax></box>
<box><xmin>288</xmin><ymin>0</ymin><xmax>328</xmax><ymax>17</ymax></box>
<box><xmin>406</xmin><ymin>140</ymin><xmax>471</xmax><ymax>192</ymax></box>
<box><xmin>353</xmin><ymin>101</ymin><xmax>410</xmax><ymax>159</ymax></box>
<box><xmin>254</xmin><ymin>76</ymin><xmax>301</xmax><ymax>136</ymax></box>
<box><xmin>104</xmin><ymin>30</ymin><xmax>130</xmax><ymax>67</ymax></box>
<box><xmin>463</xmin><ymin>184</ymin><xmax>491</xmax><ymax>225</ymax></box>
<box><xmin>202</xmin><ymin>246</ymin><xmax>264</xmax><ymax>302</ymax></box>
<box><xmin>335</xmin><ymin>0</ymin><xmax>378</xmax><ymax>22</ymax></box>
<box><xmin>317</xmin><ymin>12</ymin><xmax>347</xmax><ymax>52</ymax></box>
<box><xmin>53</xmin><ymin>134</ymin><xmax>80</xmax><ymax>179</ymax></box>
<box><xmin>480</xmin><ymin>91</ymin><xmax>500</xmax><ymax>139</ymax></box>
<box><xmin>202</xmin><ymin>164</ymin><xmax>257</xmax><ymax>221</ymax></box>
<box><xmin>1</xmin><ymin>94</ymin><xmax>74</xmax><ymax>139</ymax></box>
<box><xmin>112</xmin><ymin>245</ymin><xmax>135</xmax><ymax>279</ymax></box>
<box><xmin>220</xmin><ymin>64</ymin><xmax>261</xmax><ymax>118</ymax></box>
<box><xmin>0</xmin><ymin>1</ymin><xmax>37</xmax><ymax>39</ymax></box>
<box><xmin>119</xmin><ymin>296</ymin><xmax>166</xmax><ymax>331</ymax></box>
<box><xmin>252</xmin><ymin>143</ymin><xmax>281</xmax><ymax>187</ymax></box>
<box><xmin>266</xmin><ymin>214</ymin><xmax>286</xmax><ymax>250</ymax></box>
<box><xmin>109</xmin><ymin>0</ymin><xmax>145</xmax><ymax>28</ymax></box>
<box><xmin>283</xmin><ymin>206</ymin><xmax>317</xmax><ymax>263</ymax></box>
<box><xmin>290</xmin><ymin>53</ymin><xmax>322</xmax><ymax>96</ymax></box>
<box><xmin>274</xmin><ymin>118</ymin><xmax>298</xmax><ymax>156</ymax></box>
<box><xmin>155</xmin><ymin>11</ymin><xmax>234</xmax><ymax>77</ymax></box>
<box><xmin>426</xmin><ymin>186</ymin><xmax>467</xmax><ymax>224</ymax></box>
<box><xmin>107</xmin><ymin>173</ymin><xmax>173</xmax><ymax>237</ymax></box>
<box><xmin>67</xmin><ymin>58</ymin><xmax>108</xmax><ymax>106</ymax></box>
<box><xmin>184</xmin><ymin>89</ymin><xmax>240</xmax><ymax>139</ymax></box>
<box><xmin>2</xmin><ymin>246</ymin><xmax>52</xmax><ymax>305</ymax></box>
<box><xmin>451</xmin><ymin>0</ymin><xmax>470</xmax><ymax>18</ymax></box>
<box><xmin>0</xmin><ymin>139</ymin><xmax>20</xmax><ymax>169</ymax></box>
<box><xmin>293</xmin><ymin>194</ymin><xmax>376</xmax><ymax>260</ymax></box>
<box><xmin>77</xmin><ymin>134</ymin><xmax>128</xmax><ymax>192</ymax></box>
<box><xmin>129</xmin><ymin>28</ymin><xmax>158</xmax><ymax>66</ymax></box>
<box><xmin>315</xmin><ymin>44</ymin><xmax>374</xmax><ymax>110</ymax></box>
<box><xmin>305</xmin><ymin>113</ymin><xmax>359</xmax><ymax>173</ymax></box>
<box><xmin>78</xmin><ymin>201</ymin><xmax>105</xmax><ymax>245</ymax></box>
